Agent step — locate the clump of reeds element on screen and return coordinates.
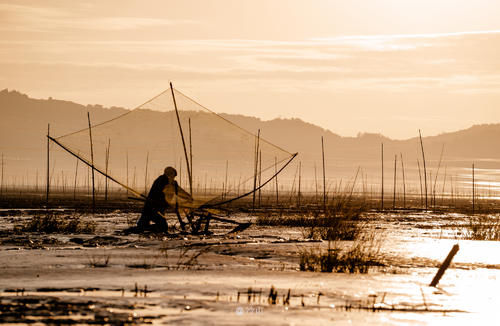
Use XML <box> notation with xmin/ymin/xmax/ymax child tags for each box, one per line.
<box><xmin>299</xmin><ymin>235</ymin><xmax>383</xmax><ymax>273</ymax></box>
<box><xmin>257</xmin><ymin>207</ymin><xmax>364</xmax><ymax>241</ymax></box>
<box><xmin>462</xmin><ymin>215</ymin><xmax>500</xmax><ymax>241</ymax></box>
<box><xmin>22</xmin><ymin>213</ymin><xmax>96</xmax><ymax>234</ymax></box>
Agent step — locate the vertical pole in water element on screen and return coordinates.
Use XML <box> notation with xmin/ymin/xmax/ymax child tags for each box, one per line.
<box><xmin>321</xmin><ymin>136</ymin><xmax>326</xmax><ymax>214</ymax></box>
<box><xmin>46</xmin><ymin>124</ymin><xmax>50</xmax><ymax>206</ymax></box>
<box><xmin>224</xmin><ymin>160</ymin><xmax>228</xmax><ymax>201</ymax></box>
<box><xmin>400</xmin><ymin>153</ymin><xmax>406</xmax><ymax>209</ymax></box>
<box><xmin>314</xmin><ymin>163</ymin><xmax>318</xmax><ymax>202</ymax></box>
<box><xmin>126</xmin><ymin>152</ymin><xmax>129</xmax><ymax>197</ymax></box>
<box><xmin>105</xmin><ymin>139</ymin><xmax>110</xmax><ymax>201</ymax></box>
<box><xmin>417</xmin><ymin>159</ymin><xmax>423</xmax><ymax>207</ymax></box>
<box><xmin>419</xmin><ymin>130</ymin><xmax>428</xmax><ymax>210</ymax></box>
<box><xmin>0</xmin><ymin>153</ymin><xmax>3</xmax><ymax>197</ymax></box>
<box><xmin>472</xmin><ymin>163</ymin><xmax>475</xmax><ymax>214</ymax></box>
<box><xmin>253</xmin><ymin>129</ymin><xmax>260</xmax><ymax>210</ymax></box>
<box><xmin>298</xmin><ymin>161</ymin><xmax>302</xmax><ymax>207</ymax></box>
<box><xmin>144</xmin><ymin>151</ymin><xmax>149</xmax><ymax>195</ymax></box>
<box><xmin>170</xmin><ymin>82</ymin><xmax>192</xmax><ymax>195</ymax></box>
<box><xmin>189</xmin><ymin>118</ymin><xmax>193</xmax><ymax>195</ymax></box>
<box><xmin>87</xmin><ymin>112</ymin><xmax>95</xmax><ymax>211</ymax></box>
<box><xmin>381</xmin><ymin>143</ymin><xmax>384</xmax><ymax>211</ymax></box>
<box><xmin>274</xmin><ymin>157</ymin><xmax>279</xmax><ymax>205</ymax></box>
<box><xmin>258</xmin><ymin>151</ymin><xmax>262</xmax><ymax>207</ymax></box>
<box><xmin>73</xmin><ymin>158</ymin><xmax>79</xmax><ymax>200</ymax></box>
<box><xmin>393</xmin><ymin>155</ymin><xmax>397</xmax><ymax>209</ymax></box>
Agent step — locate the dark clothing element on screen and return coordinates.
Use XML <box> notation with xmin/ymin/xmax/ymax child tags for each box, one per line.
<box><xmin>137</xmin><ymin>175</ymin><xmax>178</xmax><ymax>233</ymax></box>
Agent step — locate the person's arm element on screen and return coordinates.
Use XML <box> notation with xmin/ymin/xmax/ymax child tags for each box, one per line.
<box><xmin>176</xmin><ymin>184</ymin><xmax>193</xmax><ymax>202</ymax></box>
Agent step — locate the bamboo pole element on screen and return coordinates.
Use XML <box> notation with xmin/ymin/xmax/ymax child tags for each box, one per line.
<box><xmin>188</xmin><ymin>117</ymin><xmax>193</xmax><ymax>195</ymax></box>
<box><xmin>144</xmin><ymin>151</ymin><xmax>149</xmax><ymax>194</ymax></box>
<box><xmin>74</xmin><ymin>158</ymin><xmax>79</xmax><ymax>200</ymax></box>
<box><xmin>253</xmin><ymin>129</ymin><xmax>260</xmax><ymax>210</ymax></box>
<box><xmin>87</xmin><ymin>112</ymin><xmax>95</xmax><ymax>211</ymax></box>
<box><xmin>400</xmin><ymin>153</ymin><xmax>406</xmax><ymax>209</ymax></box>
<box><xmin>298</xmin><ymin>161</ymin><xmax>302</xmax><ymax>207</ymax></box>
<box><xmin>321</xmin><ymin>136</ymin><xmax>326</xmax><ymax>213</ymax></box>
<box><xmin>275</xmin><ymin>157</ymin><xmax>279</xmax><ymax>205</ymax></box>
<box><xmin>224</xmin><ymin>160</ymin><xmax>228</xmax><ymax>200</ymax></box>
<box><xmin>393</xmin><ymin>155</ymin><xmax>397</xmax><ymax>209</ymax></box>
<box><xmin>105</xmin><ymin>139</ymin><xmax>110</xmax><ymax>201</ymax></box>
<box><xmin>381</xmin><ymin>143</ymin><xmax>384</xmax><ymax>210</ymax></box>
<box><xmin>417</xmin><ymin>159</ymin><xmax>423</xmax><ymax>207</ymax></box>
<box><xmin>126</xmin><ymin>152</ymin><xmax>129</xmax><ymax>196</ymax></box>
<box><xmin>170</xmin><ymin>82</ymin><xmax>192</xmax><ymax>195</ymax></box>
<box><xmin>0</xmin><ymin>153</ymin><xmax>3</xmax><ymax>197</ymax></box>
<box><xmin>432</xmin><ymin>145</ymin><xmax>445</xmax><ymax>207</ymax></box>
<box><xmin>258</xmin><ymin>150</ymin><xmax>262</xmax><ymax>207</ymax></box>
<box><xmin>46</xmin><ymin>124</ymin><xmax>50</xmax><ymax>205</ymax></box>
<box><xmin>419</xmin><ymin>130</ymin><xmax>428</xmax><ymax>210</ymax></box>
<box><xmin>472</xmin><ymin>162</ymin><xmax>475</xmax><ymax>214</ymax></box>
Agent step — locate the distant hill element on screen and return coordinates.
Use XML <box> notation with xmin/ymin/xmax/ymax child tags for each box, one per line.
<box><xmin>1</xmin><ymin>89</ymin><xmax>499</xmax><ymax>188</ymax></box>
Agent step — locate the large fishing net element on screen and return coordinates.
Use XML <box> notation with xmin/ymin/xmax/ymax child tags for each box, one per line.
<box><xmin>52</xmin><ymin>85</ymin><xmax>296</xmax><ymax>208</ymax></box>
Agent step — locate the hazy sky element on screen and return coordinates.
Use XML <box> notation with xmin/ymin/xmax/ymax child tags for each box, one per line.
<box><xmin>1</xmin><ymin>0</ymin><xmax>500</xmax><ymax>139</ymax></box>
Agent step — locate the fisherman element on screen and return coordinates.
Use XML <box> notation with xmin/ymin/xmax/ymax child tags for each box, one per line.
<box><xmin>136</xmin><ymin>166</ymin><xmax>193</xmax><ymax>233</ymax></box>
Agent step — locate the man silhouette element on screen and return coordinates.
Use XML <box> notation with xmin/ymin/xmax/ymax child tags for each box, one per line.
<box><xmin>136</xmin><ymin>166</ymin><xmax>192</xmax><ymax>233</ymax></box>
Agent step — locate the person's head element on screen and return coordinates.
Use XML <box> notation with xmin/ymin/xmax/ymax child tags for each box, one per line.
<box><xmin>163</xmin><ymin>166</ymin><xmax>177</xmax><ymax>180</ymax></box>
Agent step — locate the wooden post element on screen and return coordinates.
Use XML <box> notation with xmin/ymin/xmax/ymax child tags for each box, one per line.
<box><xmin>46</xmin><ymin>124</ymin><xmax>50</xmax><ymax>205</ymax></box>
<box><xmin>87</xmin><ymin>112</ymin><xmax>95</xmax><ymax>211</ymax></box>
<box><xmin>381</xmin><ymin>143</ymin><xmax>384</xmax><ymax>210</ymax></box>
<box><xmin>224</xmin><ymin>160</ymin><xmax>228</xmax><ymax>201</ymax></box>
<box><xmin>430</xmin><ymin>244</ymin><xmax>459</xmax><ymax>287</ymax></box>
<box><xmin>419</xmin><ymin>130</ymin><xmax>428</xmax><ymax>210</ymax></box>
<box><xmin>321</xmin><ymin>136</ymin><xmax>326</xmax><ymax>214</ymax></box>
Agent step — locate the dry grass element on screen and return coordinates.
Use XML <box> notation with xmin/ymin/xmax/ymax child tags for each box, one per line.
<box><xmin>299</xmin><ymin>234</ymin><xmax>383</xmax><ymax>273</ymax></box>
<box><xmin>462</xmin><ymin>215</ymin><xmax>500</xmax><ymax>241</ymax></box>
<box><xmin>22</xmin><ymin>213</ymin><xmax>96</xmax><ymax>234</ymax></box>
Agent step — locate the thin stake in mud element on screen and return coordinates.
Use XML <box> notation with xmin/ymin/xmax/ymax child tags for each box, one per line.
<box><xmin>381</xmin><ymin>142</ymin><xmax>384</xmax><ymax>210</ymax></box>
<box><xmin>393</xmin><ymin>154</ymin><xmax>397</xmax><ymax>209</ymax></box>
<box><xmin>0</xmin><ymin>152</ymin><xmax>3</xmax><ymax>197</ymax></box>
<box><xmin>46</xmin><ymin>123</ymin><xmax>50</xmax><ymax>205</ymax></box>
<box><xmin>73</xmin><ymin>158</ymin><xmax>79</xmax><ymax>200</ymax></box>
<box><xmin>253</xmin><ymin>129</ymin><xmax>260</xmax><ymax>210</ymax></box>
<box><xmin>472</xmin><ymin>163</ymin><xmax>475</xmax><ymax>214</ymax></box>
<box><xmin>400</xmin><ymin>153</ymin><xmax>406</xmax><ymax>209</ymax></box>
<box><xmin>321</xmin><ymin>136</ymin><xmax>326</xmax><ymax>213</ymax></box>
<box><xmin>419</xmin><ymin>130</ymin><xmax>428</xmax><ymax>210</ymax></box>
<box><xmin>105</xmin><ymin>139</ymin><xmax>110</xmax><ymax>201</ymax></box>
<box><xmin>87</xmin><ymin>112</ymin><xmax>95</xmax><ymax>211</ymax></box>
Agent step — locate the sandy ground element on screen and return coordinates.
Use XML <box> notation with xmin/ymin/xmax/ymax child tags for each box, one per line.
<box><xmin>0</xmin><ymin>209</ymin><xmax>499</xmax><ymax>325</ymax></box>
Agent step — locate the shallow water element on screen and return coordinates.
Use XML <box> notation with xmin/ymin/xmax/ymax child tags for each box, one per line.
<box><xmin>0</xmin><ymin>209</ymin><xmax>498</xmax><ymax>324</ymax></box>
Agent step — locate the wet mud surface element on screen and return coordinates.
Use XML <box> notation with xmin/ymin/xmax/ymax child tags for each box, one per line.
<box><xmin>0</xmin><ymin>209</ymin><xmax>499</xmax><ymax>324</ymax></box>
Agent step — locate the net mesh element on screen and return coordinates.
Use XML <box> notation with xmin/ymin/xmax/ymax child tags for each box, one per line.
<box><xmin>53</xmin><ymin>86</ymin><xmax>296</xmax><ymax>208</ymax></box>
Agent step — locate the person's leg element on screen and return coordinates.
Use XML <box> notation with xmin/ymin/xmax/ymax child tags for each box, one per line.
<box><xmin>151</xmin><ymin>210</ymin><xmax>168</xmax><ymax>233</ymax></box>
<box><xmin>137</xmin><ymin>202</ymin><xmax>153</xmax><ymax>229</ymax></box>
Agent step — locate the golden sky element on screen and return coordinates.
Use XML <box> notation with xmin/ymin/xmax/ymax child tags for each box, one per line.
<box><xmin>1</xmin><ymin>0</ymin><xmax>500</xmax><ymax>139</ymax></box>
